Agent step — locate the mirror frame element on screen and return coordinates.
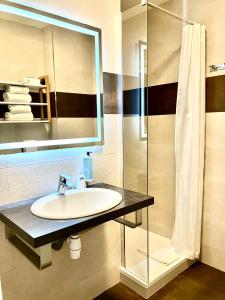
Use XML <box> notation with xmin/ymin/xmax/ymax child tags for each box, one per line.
<box><xmin>0</xmin><ymin>0</ymin><xmax>103</xmax><ymax>152</ymax></box>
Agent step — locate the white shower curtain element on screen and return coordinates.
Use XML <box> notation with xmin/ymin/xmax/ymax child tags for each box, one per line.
<box><xmin>172</xmin><ymin>24</ymin><xmax>206</xmax><ymax>260</ymax></box>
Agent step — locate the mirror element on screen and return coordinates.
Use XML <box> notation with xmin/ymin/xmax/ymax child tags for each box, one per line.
<box><xmin>0</xmin><ymin>1</ymin><xmax>103</xmax><ymax>152</ymax></box>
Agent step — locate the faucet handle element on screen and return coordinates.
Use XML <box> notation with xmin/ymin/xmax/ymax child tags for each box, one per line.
<box><xmin>59</xmin><ymin>173</ymin><xmax>72</xmax><ymax>183</ymax></box>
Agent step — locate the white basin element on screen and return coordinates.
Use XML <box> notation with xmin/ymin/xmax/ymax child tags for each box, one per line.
<box><xmin>31</xmin><ymin>188</ymin><xmax>122</xmax><ymax>220</ymax></box>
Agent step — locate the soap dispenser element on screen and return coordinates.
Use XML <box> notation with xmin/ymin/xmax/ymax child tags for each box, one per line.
<box><xmin>83</xmin><ymin>152</ymin><xmax>93</xmax><ymax>181</ymax></box>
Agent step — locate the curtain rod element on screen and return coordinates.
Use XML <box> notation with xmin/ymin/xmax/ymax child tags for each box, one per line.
<box><xmin>141</xmin><ymin>1</ymin><xmax>195</xmax><ymax>25</ymax></box>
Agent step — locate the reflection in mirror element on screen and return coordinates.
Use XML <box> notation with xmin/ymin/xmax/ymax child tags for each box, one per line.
<box><xmin>0</xmin><ymin>12</ymin><xmax>54</xmax><ymax>144</ymax></box>
<box><xmin>52</xmin><ymin>26</ymin><xmax>98</xmax><ymax>140</ymax></box>
<box><xmin>0</xmin><ymin>3</ymin><xmax>103</xmax><ymax>151</ymax></box>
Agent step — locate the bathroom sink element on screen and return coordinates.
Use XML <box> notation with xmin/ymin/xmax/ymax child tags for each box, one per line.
<box><xmin>30</xmin><ymin>188</ymin><xmax>122</xmax><ymax>219</ymax></box>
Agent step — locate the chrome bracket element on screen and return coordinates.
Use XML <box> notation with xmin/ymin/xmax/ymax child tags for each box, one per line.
<box><xmin>5</xmin><ymin>226</ymin><xmax>52</xmax><ymax>270</ymax></box>
<box><xmin>115</xmin><ymin>209</ymin><xmax>142</xmax><ymax>228</ymax></box>
<box><xmin>209</xmin><ymin>64</ymin><xmax>225</xmax><ymax>72</ymax></box>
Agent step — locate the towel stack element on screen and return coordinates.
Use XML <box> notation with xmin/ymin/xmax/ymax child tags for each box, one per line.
<box><xmin>21</xmin><ymin>77</ymin><xmax>41</xmax><ymax>86</ymax></box>
<box><xmin>4</xmin><ymin>85</ymin><xmax>34</xmax><ymax>121</ymax></box>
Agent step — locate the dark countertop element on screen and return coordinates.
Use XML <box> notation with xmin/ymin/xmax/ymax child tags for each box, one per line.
<box><xmin>0</xmin><ymin>183</ymin><xmax>154</xmax><ymax>248</ymax></box>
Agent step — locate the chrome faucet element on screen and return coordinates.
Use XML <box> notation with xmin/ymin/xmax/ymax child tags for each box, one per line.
<box><xmin>58</xmin><ymin>174</ymin><xmax>73</xmax><ymax>195</ymax></box>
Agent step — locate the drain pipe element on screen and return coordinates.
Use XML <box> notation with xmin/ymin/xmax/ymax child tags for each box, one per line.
<box><xmin>68</xmin><ymin>234</ymin><xmax>81</xmax><ymax>259</ymax></box>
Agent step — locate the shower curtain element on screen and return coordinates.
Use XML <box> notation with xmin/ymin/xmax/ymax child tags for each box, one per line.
<box><xmin>172</xmin><ymin>24</ymin><xmax>206</xmax><ymax>260</ymax></box>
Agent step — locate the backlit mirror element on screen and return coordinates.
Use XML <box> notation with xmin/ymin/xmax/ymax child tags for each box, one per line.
<box><xmin>0</xmin><ymin>1</ymin><xmax>103</xmax><ymax>152</ymax></box>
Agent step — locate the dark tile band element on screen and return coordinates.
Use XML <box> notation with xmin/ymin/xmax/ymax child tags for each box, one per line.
<box><xmin>0</xmin><ymin>72</ymin><xmax>121</xmax><ymax>119</ymax></box>
<box><xmin>0</xmin><ymin>73</ymin><xmax>223</xmax><ymax>119</ymax></box>
<box><xmin>123</xmin><ymin>75</ymin><xmax>225</xmax><ymax>115</ymax></box>
<box><xmin>206</xmin><ymin>75</ymin><xmax>225</xmax><ymax>112</ymax></box>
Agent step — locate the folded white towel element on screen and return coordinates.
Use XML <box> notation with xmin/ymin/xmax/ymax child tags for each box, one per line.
<box><xmin>21</xmin><ymin>77</ymin><xmax>40</xmax><ymax>86</ymax></box>
<box><xmin>5</xmin><ymin>112</ymin><xmax>34</xmax><ymax>121</ymax></box>
<box><xmin>6</xmin><ymin>85</ymin><xmax>29</xmax><ymax>94</ymax></box>
<box><xmin>8</xmin><ymin>105</ymin><xmax>31</xmax><ymax>114</ymax></box>
<box><xmin>3</xmin><ymin>92</ymin><xmax>32</xmax><ymax>103</ymax></box>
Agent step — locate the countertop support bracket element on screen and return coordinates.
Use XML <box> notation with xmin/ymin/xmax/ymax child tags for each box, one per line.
<box><xmin>5</xmin><ymin>225</ymin><xmax>52</xmax><ymax>270</ymax></box>
<box><xmin>114</xmin><ymin>209</ymin><xmax>142</xmax><ymax>228</ymax></box>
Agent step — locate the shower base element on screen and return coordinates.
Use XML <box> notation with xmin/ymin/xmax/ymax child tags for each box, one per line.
<box><xmin>120</xmin><ymin>229</ymin><xmax>194</xmax><ymax>299</ymax></box>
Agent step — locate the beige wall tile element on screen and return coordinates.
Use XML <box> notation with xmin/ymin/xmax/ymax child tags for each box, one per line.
<box><xmin>0</xmin><ymin>169</ymin><xmax>9</xmax><ymax>205</ymax></box>
<box><xmin>43</xmin><ymin>26</ymin><xmax>55</xmax><ymax>92</ymax></box>
<box><xmin>53</xmin><ymin>27</ymin><xmax>96</xmax><ymax>94</ymax></box>
<box><xmin>203</xmin><ymin>181</ymin><xmax>225</xmax><ymax>219</ymax></box>
<box><xmin>101</xmin><ymin>114</ymin><xmax>122</xmax><ymax>155</ymax></box>
<box><xmin>202</xmin><ymin>212</ymin><xmax>225</xmax><ymax>251</ymax></box>
<box><xmin>188</xmin><ymin>0</ymin><xmax>225</xmax><ymax>77</ymax></box>
<box><xmin>148</xmin><ymin>208</ymin><xmax>174</xmax><ymax>239</ymax></box>
<box><xmin>148</xmin><ymin>115</ymin><xmax>175</xmax><ymax>146</ymax></box>
<box><xmin>204</xmin><ymin>148</ymin><xmax>225</xmax><ymax>183</ymax></box>
<box><xmin>56</xmin><ymin>118</ymin><xmax>97</xmax><ymax>139</ymax></box>
<box><xmin>200</xmin><ymin>245</ymin><xmax>225</xmax><ymax>272</ymax></box>
<box><xmin>78</xmin><ymin>263</ymin><xmax>120</xmax><ymax>300</ymax></box>
<box><xmin>148</xmin><ymin>0</ymin><xmax>182</xmax><ymax>86</ymax></box>
<box><xmin>93</xmin><ymin>153</ymin><xmax>121</xmax><ymax>187</ymax></box>
<box><xmin>0</xmin><ymin>19</ymin><xmax>45</xmax><ymax>82</ymax></box>
<box><xmin>202</xmin><ymin>182</ymin><xmax>225</xmax><ymax>253</ymax></box>
<box><xmin>6</xmin><ymin>162</ymin><xmax>59</xmax><ymax>202</ymax></box>
<box><xmin>148</xmin><ymin>174</ymin><xmax>175</xmax><ymax>213</ymax></box>
<box><xmin>0</xmin><ymin>239</ymin><xmax>14</xmax><ymax>274</ymax></box>
<box><xmin>123</xmin><ymin>116</ymin><xmax>147</xmax><ymax>171</ymax></box>
<box><xmin>206</xmin><ymin>112</ymin><xmax>225</xmax><ymax>149</ymax></box>
<box><xmin>1</xmin><ymin>222</ymin><xmax>120</xmax><ymax>300</ymax></box>
<box><xmin>148</xmin><ymin>144</ymin><xmax>175</xmax><ymax>179</ymax></box>
<box><xmin>122</xmin><ymin>11</ymin><xmax>147</xmax><ymax>77</ymax></box>
<box><xmin>124</xmin><ymin>166</ymin><xmax>147</xmax><ymax>194</ymax></box>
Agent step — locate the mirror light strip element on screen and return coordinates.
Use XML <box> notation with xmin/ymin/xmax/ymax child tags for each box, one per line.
<box><xmin>0</xmin><ymin>4</ymin><xmax>98</xmax><ymax>36</ymax></box>
<box><xmin>0</xmin><ymin>137</ymin><xmax>100</xmax><ymax>150</ymax></box>
<box><xmin>94</xmin><ymin>34</ymin><xmax>102</xmax><ymax>141</ymax></box>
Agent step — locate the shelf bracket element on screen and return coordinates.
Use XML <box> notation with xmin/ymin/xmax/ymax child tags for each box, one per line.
<box><xmin>114</xmin><ymin>209</ymin><xmax>142</xmax><ymax>228</ymax></box>
<box><xmin>5</xmin><ymin>225</ymin><xmax>52</xmax><ymax>270</ymax></box>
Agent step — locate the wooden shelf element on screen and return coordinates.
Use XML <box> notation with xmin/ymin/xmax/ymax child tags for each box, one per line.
<box><xmin>0</xmin><ymin>75</ymin><xmax>51</xmax><ymax>123</ymax></box>
<box><xmin>0</xmin><ymin>80</ymin><xmax>46</xmax><ymax>89</ymax></box>
<box><xmin>0</xmin><ymin>102</ymin><xmax>47</xmax><ymax>106</ymax></box>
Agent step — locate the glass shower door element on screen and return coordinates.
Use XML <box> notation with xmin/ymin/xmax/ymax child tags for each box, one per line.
<box><xmin>121</xmin><ymin>1</ymin><xmax>149</xmax><ymax>284</ymax></box>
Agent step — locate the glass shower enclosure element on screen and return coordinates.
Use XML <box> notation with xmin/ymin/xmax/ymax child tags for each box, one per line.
<box><xmin>121</xmin><ymin>0</ymin><xmax>150</xmax><ymax>285</ymax></box>
<box><xmin>121</xmin><ymin>1</ymin><xmax>192</xmax><ymax>297</ymax></box>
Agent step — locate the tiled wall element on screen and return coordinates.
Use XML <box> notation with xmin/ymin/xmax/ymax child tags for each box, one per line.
<box><xmin>0</xmin><ymin>18</ymin><xmax>45</xmax><ymax>82</ymax></box>
<box><xmin>187</xmin><ymin>0</ymin><xmax>225</xmax><ymax>272</ymax></box>
<box><xmin>0</xmin><ymin>0</ymin><xmax>123</xmax><ymax>299</ymax></box>
<box><xmin>0</xmin><ymin>114</ymin><xmax>122</xmax><ymax>300</ymax></box>
<box><xmin>202</xmin><ymin>112</ymin><xmax>225</xmax><ymax>271</ymax></box>
<box><xmin>52</xmin><ymin>27</ymin><xmax>96</xmax><ymax>94</ymax></box>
